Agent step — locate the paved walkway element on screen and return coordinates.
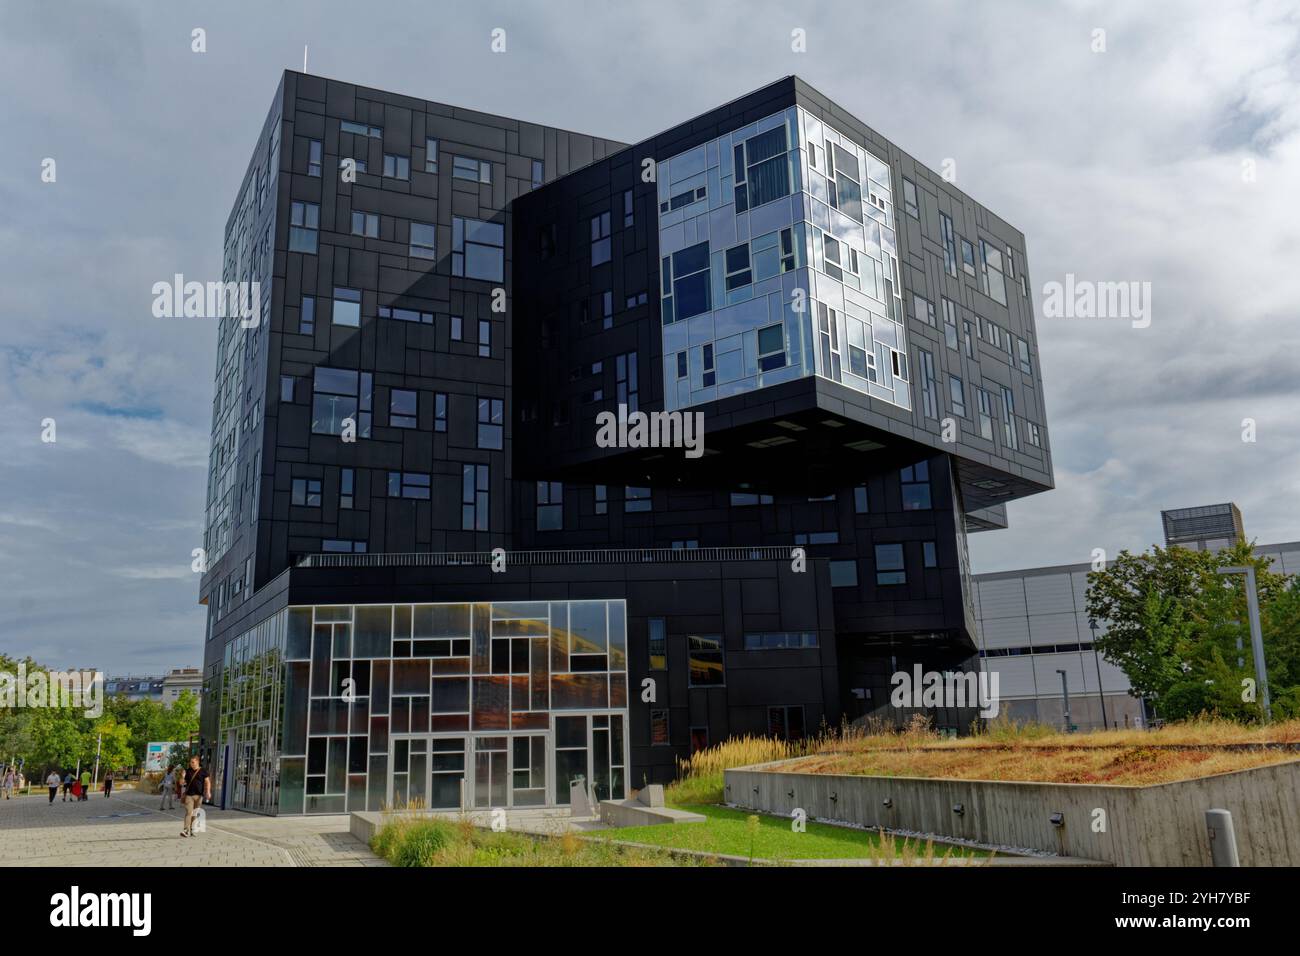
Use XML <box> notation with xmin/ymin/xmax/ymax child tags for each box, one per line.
<box><xmin>0</xmin><ymin>788</ymin><xmax>386</xmax><ymax>867</ymax></box>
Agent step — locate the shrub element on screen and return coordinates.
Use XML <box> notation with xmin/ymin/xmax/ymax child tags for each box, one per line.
<box><xmin>391</xmin><ymin>820</ymin><xmax>453</xmax><ymax>867</ymax></box>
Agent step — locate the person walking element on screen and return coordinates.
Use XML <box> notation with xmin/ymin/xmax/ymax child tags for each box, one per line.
<box><xmin>180</xmin><ymin>756</ymin><xmax>210</xmax><ymax>838</ymax></box>
<box><xmin>2</xmin><ymin>765</ymin><xmax>15</xmax><ymax>799</ymax></box>
<box><xmin>62</xmin><ymin>771</ymin><xmax>73</xmax><ymax>801</ymax></box>
<box><xmin>45</xmin><ymin>769</ymin><xmax>61</xmax><ymax>804</ymax></box>
<box><xmin>159</xmin><ymin>766</ymin><xmax>176</xmax><ymax>810</ymax></box>
<box><xmin>103</xmin><ymin>770</ymin><xmax>114</xmax><ymax>798</ymax></box>
<box><xmin>79</xmin><ymin>768</ymin><xmax>91</xmax><ymax>801</ymax></box>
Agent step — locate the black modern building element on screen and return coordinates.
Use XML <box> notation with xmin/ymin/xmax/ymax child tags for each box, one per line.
<box><xmin>198</xmin><ymin>71</ymin><xmax>1053</xmax><ymax>814</ymax></box>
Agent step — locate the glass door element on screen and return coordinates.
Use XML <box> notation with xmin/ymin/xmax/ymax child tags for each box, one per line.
<box><xmin>510</xmin><ymin>735</ymin><xmax>547</xmax><ymax>807</ymax></box>
<box><xmin>591</xmin><ymin>714</ymin><xmax>626</xmax><ymax>801</ymax></box>
<box><xmin>553</xmin><ymin>716</ymin><xmax>589</xmax><ymax>805</ymax></box>
<box><xmin>429</xmin><ymin>737</ymin><xmax>467</xmax><ymax>809</ymax></box>
<box><xmin>472</xmin><ymin>737</ymin><xmax>508</xmax><ymax>808</ymax></box>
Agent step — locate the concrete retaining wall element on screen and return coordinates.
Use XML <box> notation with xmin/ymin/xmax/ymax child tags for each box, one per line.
<box><xmin>724</xmin><ymin>758</ymin><xmax>1300</xmax><ymax>866</ymax></box>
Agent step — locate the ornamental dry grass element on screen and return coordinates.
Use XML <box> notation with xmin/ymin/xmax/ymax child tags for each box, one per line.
<box><xmin>785</xmin><ymin>716</ymin><xmax>1300</xmax><ymax>786</ymax></box>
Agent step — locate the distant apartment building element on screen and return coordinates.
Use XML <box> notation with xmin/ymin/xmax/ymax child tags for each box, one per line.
<box><xmin>102</xmin><ymin>669</ymin><xmax>203</xmax><ymax>709</ymax></box>
<box><xmin>975</xmin><ymin>503</ymin><xmax>1298</xmax><ymax>730</ymax></box>
<box><xmin>163</xmin><ymin>667</ymin><xmax>204</xmax><ymax>708</ymax></box>
<box><xmin>103</xmin><ymin>675</ymin><xmax>165</xmax><ymax>702</ymax></box>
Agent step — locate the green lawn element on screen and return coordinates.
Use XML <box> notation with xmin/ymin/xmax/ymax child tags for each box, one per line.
<box><xmin>598</xmin><ymin>804</ymin><xmax>989</xmax><ymax>861</ymax></box>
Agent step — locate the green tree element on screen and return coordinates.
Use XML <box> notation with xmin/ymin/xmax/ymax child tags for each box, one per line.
<box><xmin>1086</xmin><ymin>540</ymin><xmax>1296</xmax><ymax>721</ymax></box>
<box><xmin>86</xmin><ymin>716</ymin><xmax>134</xmax><ymax>773</ymax></box>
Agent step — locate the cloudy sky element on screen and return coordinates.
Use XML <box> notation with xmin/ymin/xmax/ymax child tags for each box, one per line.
<box><xmin>2</xmin><ymin>0</ymin><xmax>1298</xmax><ymax>673</ymax></box>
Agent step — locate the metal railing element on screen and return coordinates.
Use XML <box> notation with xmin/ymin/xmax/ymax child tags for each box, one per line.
<box><xmin>297</xmin><ymin>546</ymin><xmax>794</xmax><ymax>569</ymax></box>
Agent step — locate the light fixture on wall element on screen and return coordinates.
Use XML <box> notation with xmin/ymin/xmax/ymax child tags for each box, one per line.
<box><xmin>1049</xmin><ymin>812</ymin><xmax>1064</xmax><ymax>828</ymax></box>
<box><xmin>952</xmin><ymin>803</ymin><xmax>965</xmax><ymax>816</ymax></box>
<box><xmin>882</xmin><ymin>797</ymin><xmax>893</xmax><ymax>808</ymax></box>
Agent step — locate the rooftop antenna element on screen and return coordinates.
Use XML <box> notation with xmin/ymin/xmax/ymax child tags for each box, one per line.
<box><xmin>303</xmin><ymin>44</ymin><xmax>309</xmax><ymax>73</ymax></box>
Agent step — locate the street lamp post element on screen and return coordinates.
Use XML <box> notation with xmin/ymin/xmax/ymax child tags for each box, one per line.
<box><xmin>1056</xmin><ymin>669</ymin><xmax>1072</xmax><ymax>733</ymax></box>
<box><xmin>1088</xmin><ymin>618</ymin><xmax>1109</xmax><ymax>730</ymax></box>
<box><xmin>1216</xmin><ymin>566</ymin><xmax>1271</xmax><ymax>720</ymax></box>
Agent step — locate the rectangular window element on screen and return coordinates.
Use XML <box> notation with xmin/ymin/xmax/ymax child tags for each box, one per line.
<box><xmin>299</xmin><ymin>296</ymin><xmax>315</xmax><ymax>334</ymax></box>
<box><xmin>757</xmin><ymin>323</ymin><xmax>787</xmax><ymax>371</ymax></box>
<box><xmin>980</xmin><ymin>240</ymin><xmax>1009</xmax><ymax>306</ymax></box>
<box><xmin>291</xmin><ymin>478</ymin><xmax>321</xmax><ymax>507</ymax></box>
<box><xmin>531</xmin><ymin>159</ymin><xmax>544</xmax><ymax>190</ymax></box>
<box><xmin>730</xmin><ymin>492</ymin><xmax>773</xmax><ymax>507</ymax></box>
<box><xmin>424</xmin><ymin>138</ymin><xmax>438</xmax><ymax>173</ymax></box>
<box><xmin>733</xmin><ymin>126</ymin><xmax>791</xmax><ymax>213</ymax></box>
<box><xmin>940</xmin><ymin>213</ymin><xmax>958</xmax><ymax>278</ymax></box>
<box><xmin>451</xmin><ymin>217</ymin><xmax>504</xmax><ymax>282</ymax></box>
<box><xmin>461</xmin><ymin>463</ymin><xmax>489</xmax><ymax>531</ymax></box>
<box><xmin>950</xmin><ymin>375</ymin><xmax>967</xmax><ymax>417</ymax></box>
<box><xmin>725</xmin><ymin>242</ymin><xmax>753</xmax><ymax>291</ymax></box>
<box><xmin>919</xmin><ymin>348</ymin><xmax>938</xmax><ymax>419</ymax></box>
<box><xmin>591</xmin><ymin>211</ymin><xmax>612</xmax><ymax>266</ymax></box>
<box><xmin>913</xmin><ymin>293</ymin><xmax>936</xmax><ymax>327</ymax></box>
<box><xmin>963</xmin><ymin>319</ymin><xmax>974</xmax><ymax>358</ymax></box>
<box><xmin>648</xmin><ymin>619</ymin><xmax>666</xmax><ymax>670</ymax></box>
<box><xmin>289</xmin><ymin>201</ymin><xmax>319</xmax><ymax>253</ymax></box>
<box><xmin>340</xmin><ymin>120</ymin><xmax>381</xmax><ymax>138</ymax></box>
<box><xmin>1001</xmin><ymin>386</ymin><xmax>1019</xmax><ymax>450</ymax></box>
<box><xmin>280</xmin><ymin>375</ymin><xmax>294</xmax><ymax>403</ymax></box>
<box><xmin>307</xmin><ymin>139</ymin><xmax>322</xmax><ymax>177</ymax></box>
<box><xmin>477</xmin><ymin>397</ymin><xmax>503</xmax><ymax>448</ymax></box>
<box><xmin>960</xmin><ymin>238</ymin><xmax>977</xmax><ymax>277</ymax></box>
<box><xmin>387</xmin><ymin>471</ymin><xmax>431</xmax><ymax>500</ymax></box>
<box><xmin>434</xmin><ymin>392</ymin><xmax>447</xmax><ymax>432</ymax></box>
<box><xmin>382</xmin><ymin>154</ymin><xmax>410</xmax><ymax>180</ymax></box>
<box><xmin>875</xmin><ymin>543</ymin><xmax>906</xmax><ymax>585</ymax></box>
<box><xmin>311</xmin><ymin>367</ymin><xmax>371</xmax><ymax>437</ymax></box>
<box><xmin>594</xmin><ymin>484</ymin><xmax>608</xmax><ymax>515</ymax></box>
<box><xmin>650</xmin><ymin>709</ymin><xmax>670</xmax><ymax>746</ymax></box>
<box><xmin>350</xmin><ymin>210</ymin><xmax>379</xmax><ymax>238</ymax></box>
<box><xmin>376</xmin><ymin>305</ymin><xmax>434</xmax><ymax>325</ymax></box>
<box><xmin>1028</xmin><ymin>421</ymin><xmax>1042</xmax><ymax>447</ymax></box>
<box><xmin>450</xmin><ymin>316</ymin><xmax>463</xmax><ymax>340</ymax></box>
<box><xmin>941</xmin><ymin>297</ymin><xmax>958</xmax><ymax>350</ymax></box>
<box><xmin>332</xmin><ymin>287</ymin><xmax>361</xmax><ymax>327</ymax></box>
<box><xmin>829</xmin><ymin>560</ymin><xmax>858</xmax><ymax>588</ymax></box>
<box><xmin>660</xmin><ymin>241</ymin><xmax>711</xmax><ymax>324</ymax></box>
<box><xmin>1017</xmin><ymin>338</ymin><xmax>1033</xmax><ymax>374</ymax></box>
<box><xmin>389</xmin><ymin>388</ymin><xmax>417</xmax><ymax>428</ymax></box>
<box><xmin>901</xmin><ymin>460</ymin><xmax>931</xmax><ymax>510</ymax></box>
<box><xmin>768</xmin><ymin>705</ymin><xmax>806</xmax><ymax>741</ymax></box>
<box><xmin>854</xmin><ymin>485</ymin><xmax>869</xmax><ymax>513</ymax></box>
<box><xmin>409</xmin><ymin>222</ymin><xmax>436</xmax><ymax>260</ymax></box>
<box><xmin>536</xmin><ymin>481</ymin><xmax>562</xmax><ymax>531</ymax></box>
<box><xmin>923</xmin><ymin>541</ymin><xmax>938</xmax><ymax>568</ymax></box>
<box><xmin>903</xmin><ymin>178</ymin><xmax>919</xmax><ymax>219</ymax></box>
<box><xmin>478</xmin><ymin>320</ymin><xmax>491</xmax><ymax>358</ymax></box>
<box><xmin>624</xmin><ymin>486</ymin><xmax>651</xmax><ymax>513</ymax></box>
<box><xmin>976</xmin><ymin>387</ymin><xmax>995</xmax><ymax>441</ymax></box>
<box><xmin>744</xmin><ymin>632</ymin><xmax>819</xmax><ymax>650</ymax></box>
<box><xmin>452</xmin><ymin>155</ymin><xmax>491</xmax><ymax>182</ymax></box>
<box><xmin>687</xmin><ymin>635</ymin><xmax>724</xmax><ymax>687</ymax></box>
<box><xmin>322</xmin><ymin>539</ymin><xmax>367</xmax><ymax>553</ymax></box>
<box><xmin>615</xmin><ymin>352</ymin><xmax>638</xmax><ymax>411</ymax></box>
<box><xmin>623</xmin><ymin>189</ymin><xmax>634</xmax><ymax>227</ymax></box>
<box><xmin>340</xmin><ymin>468</ymin><xmax>354</xmax><ymax>509</ymax></box>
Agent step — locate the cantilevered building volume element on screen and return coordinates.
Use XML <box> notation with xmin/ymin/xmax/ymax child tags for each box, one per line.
<box><xmin>198</xmin><ymin>72</ymin><xmax>1053</xmax><ymax>814</ymax></box>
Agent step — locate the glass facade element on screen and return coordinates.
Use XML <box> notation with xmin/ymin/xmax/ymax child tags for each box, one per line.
<box><xmin>217</xmin><ymin>599</ymin><xmax>629</xmax><ymax>815</ymax></box>
<box><xmin>219</xmin><ymin>610</ymin><xmax>287</xmax><ymax>814</ymax></box>
<box><xmin>657</xmin><ymin>107</ymin><xmax>911</xmax><ymax>413</ymax></box>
